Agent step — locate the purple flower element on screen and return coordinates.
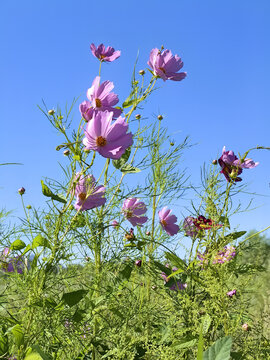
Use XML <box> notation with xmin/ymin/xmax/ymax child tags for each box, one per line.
<box><xmin>158</xmin><ymin>207</ymin><xmax>179</xmax><ymax>236</ymax></box>
<box><xmin>122</xmin><ymin>198</ymin><xmax>148</xmax><ymax>227</ymax></box>
<box><xmin>148</xmin><ymin>48</ymin><xmax>186</xmax><ymax>81</ymax></box>
<box><xmin>183</xmin><ymin>216</ymin><xmax>199</xmax><ymax>238</ymax></box>
<box><xmin>213</xmin><ymin>246</ymin><xmax>236</xmax><ymax>264</ymax></box>
<box><xmin>218</xmin><ymin>146</ymin><xmax>259</xmax><ymax>182</ymax></box>
<box><xmin>112</xmin><ymin>220</ymin><xmax>119</xmax><ymax>228</ymax></box>
<box><xmin>170</xmin><ymin>281</ymin><xmax>187</xmax><ymax>291</ymax></box>
<box><xmin>5</xmin><ymin>257</ymin><xmax>23</xmax><ymax>274</ymax></box>
<box><xmin>79</xmin><ymin>76</ymin><xmax>122</xmax><ymax>121</ymax></box>
<box><xmin>74</xmin><ymin>173</ymin><xmax>106</xmax><ymax>211</ymax></box>
<box><xmin>227</xmin><ymin>289</ymin><xmax>236</xmax><ymax>297</ymax></box>
<box><xmin>90</xmin><ymin>43</ymin><xmax>121</xmax><ymax>62</ymax></box>
<box><xmin>83</xmin><ymin>111</ymin><xmax>133</xmax><ymax>160</ymax></box>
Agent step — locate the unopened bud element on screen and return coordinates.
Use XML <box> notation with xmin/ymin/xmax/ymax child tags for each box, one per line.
<box><xmin>152</xmin><ymin>285</ymin><xmax>157</xmax><ymax>290</ymax></box>
<box><xmin>112</xmin><ymin>220</ymin><xmax>119</xmax><ymax>228</ymax></box>
<box><xmin>18</xmin><ymin>187</ymin><xmax>25</xmax><ymax>195</ymax></box>
<box><xmin>157</xmin><ymin>115</ymin><xmax>163</xmax><ymax>120</ymax></box>
<box><xmin>135</xmin><ymin>114</ymin><xmax>141</xmax><ymax>119</ymax></box>
<box><xmin>242</xmin><ymin>323</ymin><xmax>250</xmax><ymax>331</ymax></box>
<box><xmin>139</xmin><ymin>70</ymin><xmax>145</xmax><ymax>76</ymax></box>
<box><xmin>84</xmin><ymin>148</ymin><xmax>90</xmax><ymax>153</ymax></box>
<box><xmin>212</xmin><ymin>159</ymin><xmax>218</xmax><ymax>165</ymax></box>
<box><xmin>26</xmin><ymin>205</ymin><xmax>32</xmax><ymax>210</ymax></box>
<box><xmin>63</xmin><ymin>149</ymin><xmax>70</xmax><ymax>156</ymax></box>
<box><xmin>170</xmin><ymin>142</ymin><xmax>174</xmax><ymax>146</ymax></box>
<box><xmin>146</xmin><ymin>231</ymin><xmax>150</xmax><ymax>236</ymax></box>
<box><xmin>135</xmin><ymin>259</ymin><xmax>142</xmax><ymax>267</ymax></box>
<box><xmin>85</xmin><ymin>256</ymin><xmax>90</xmax><ymax>262</ymax></box>
<box><xmin>48</xmin><ymin>109</ymin><xmax>55</xmax><ymax>116</ymax></box>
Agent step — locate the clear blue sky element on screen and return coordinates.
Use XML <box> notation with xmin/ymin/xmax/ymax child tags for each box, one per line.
<box><xmin>1</xmin><ymin>0</ymin><xmax>269</xmax><ymax>237</ymax></box>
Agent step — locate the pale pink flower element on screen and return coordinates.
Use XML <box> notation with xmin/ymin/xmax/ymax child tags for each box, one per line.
<box><xmin>122</xmin><ymin>198</ymin><xmax>148</xmax><ymax>227</ymax></box>
<box><xmin>90</xmin><ymin>43</ymin><xmax>121</xmax><ymax>62</ymax></box>
<box><xmin>158</xmin><ymin>207</ymin><xmax>179</xmax><ymax>236</ymax></box>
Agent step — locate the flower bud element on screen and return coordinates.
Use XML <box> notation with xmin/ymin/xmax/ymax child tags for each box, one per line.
<box><xmin>157</xmin><ymin>115</ymin><xmax>163</xmax><ymax>120</ymax></box>
<box><xmin>48</xmin><ymin>109</ymin><xmax>55</xmax><ymax>116</ymax></box>
<box><xmin>139</xmin><ymin>70</ymin><xmax>145</xmax><ymax>75</ymax></box>
<box><xmin>135</xmin><ymin>259</ymin><xmax>142</xmax><ymax>267</ymax></box>
<box><xmin>242</xmin><ymin>323</ymin><xmax>250</xmax><ymax>331</ymax></box>
<box><xmin>18</xmin><ymin>187</ymin><xmax>25</xmax><ymax>195</ymax></box>
<box><xmin>112</xmin><ymin>220</ymin><xmax>119</xmax><ymax>228</ymax></box>
<box><xmin>135</xmin><ymin>114</ymin><xmax>141</xmax><ymax>119</ymax></box>
<box><xmin>146</xmin><ymin>231</ymin><xmax>151</xmax><ymax>236</ymax></box>
<box><xmin>84</xmin><ymin>148</ymin><xmax>90</xmax><ymax>153</ymax></box>
<box><xmin>170</xmin><ymin>142</ymin><xmax>174</xmax><ymax>146</ymax></box>
<box><xmin>152</xmin><ymin>285</ymin><xmax>157</xmax><ymax>290</ymax></box>
<box><xmin>63</xmin><ymin>149</ymin><xmax>70</xmax><ymax>156</ymax></box>
<box><xmin>26</xmin><ymin>205</ymin><xmax>32</xmax><ymax>210</ymax></box>
<box><xmin>85</xmin><ymin>256</ymin><xmax>90</xmax><ymax>262</ymax></box>
<box><xmin>212</xmin><ymin>159</ymin><xmax>218</xmax><ymax>165</ymax></box>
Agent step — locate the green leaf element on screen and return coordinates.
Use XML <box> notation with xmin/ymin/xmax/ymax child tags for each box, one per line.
<box><xmin>197</xmin><ymin>324</ymin><xmax>204</xmax><ymax>360</ymax></box>
<box><xmin>172</xmin><ymin>338</ymin><xmax>197</xmax><ymax>349</ymax></box>
<box><xmin>7</xmin><ymin>324</ymin><xmax>24</xmax><ymax>347</ymax></box>
<box><xmin>165</xmin><ymin>252</ymin><xmax>187</xmax><ymax>270</ymax></box>
<box><xmin>119</xmin><ymin>263</ymin><xmax>133</xmax><ymax>280</ymax></box>
<box><xmin>223</xmin><ymin>231</ymin><xmax>246</xmax><ymax>241</ymax></box>
<box><xmin>122</xmin><ymin>87</ymin><xmax>138</xmax><ymax>108</ymax></box>
<box><xmin>25</xmin><ymin>353</ymin><xmax>43</xmax><ymax>360</ymax></box>
<box><xmin>62</xmin><ymin>289</ymin><xmax>88</xmax><ymax>307</ymax></box>
<box><xmin>22</xmin><ymin>244</ymin><xmax>32</xmax><ymax>256</ymax></box>
<box><xmin>112</xmin><ymin>147</ymin><xmax>131</xmax><ymax>170</ymax></box>
<box><xmin>32</xmin><ymin>234</ymin><xmax>51</xmax><ymax>249</ymax></box>
<box><xmin>30</xmin><ymin>345</ymin><xmax>52</xmax><ymax>360</ymax></box>
<box><xmin>202</xmin><ymin>314</ymin><xmax>212</xmax><ymax>335</ymax></box>
<box><xmin>0</xmin><ymin>334</ymin><xmax>8</xmax><ymax>356</ymax></box>
<box><xmin>41</xmin><ymin>180</ymin><xmax>66</xmax><ymax>204</ymax></box>
<box><xmin>120</xmin><ymin>164</ymin><xmax>141</xmax><ymax>173</ymax></box>
<box><xmin>10</xmin><ymin>239</ymin><xmax>26</xmax><ymax>251</ymax></box>
<box><xmin>203</xmin><ymin>336</ymin><xmax>232</xmax><ymax>360</ymax></box>
<box><xmin>167</xmin><ymin>268</ymin><xmax>184</xmax><ymax>279</ymax></box>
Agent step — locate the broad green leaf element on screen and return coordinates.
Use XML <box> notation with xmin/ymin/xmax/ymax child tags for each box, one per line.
<box><xmin>120</xmin><ymin>164</ymin><xmax>141</xmax><ymax>173</ymax></box>
<box><xmin>22</xmin><ymin>244</ymin><xmax>32</xmax><ymax>256</ymax></box>
<box><xmin>62</xmin><ymin>289</ymin><xmax>88</xmax><ymax>307</ymax></box>
<box><xmin>31</xmin><ymin>345</ymin><xmax>52</xmax><ymax>360</ymax></box>
<box><xmin>10</xmin><ymin>239</ymin><xmax>26</xmax><ymax>251</ymax></box>
<box><xmin>112</xmin><ymin>147</ymin><xmax>131</xmax><ymax>170</ymax></box>
<box><xmin>8</xmin><ymin>324</ymin><xmax>24</xmax><ymax>347</ymax></box>
<box><xmin>202</xmin><ymin>314</ymin><xmax>212</xmax><ymax>335</ymax></box>
<box><xmin>223</xmin><ymin>231</ymin><xmax>246</xmax><ymax>241</ymax></box>
<box><xmin>24</xmin><ymin>353</ymin><xmax>43</xmax><ymax>360</ymax></box>
<box><xmin>167</xmin><ymin>268</ymin><xmax>184</xmax><ymax>279</ymax></box>
<box><xmin>165</xmin><ymin>252</ymin><xmax>187</xmax><ymax>270</ymax></box>
<box><xmin>203</xmin><ymin>336</ymin><xmax>232</xmax><ymax>360</ymax></box>
<box><xmin>119</xmin><ymin>263</ymin><xmax>133</xmax><ymax>280</ymax></box>
<box><xmin>32</xmin><ymin>235</ymin><xmax>51</xmax><ymax>249</ymax></box>
<box><xmin>41</xmin><ymin>180</ymin><xmax>66</xmax><ymax>204</ymax></box>
<box><xmin>197</xmin><ymin>324</ymin><xmax>204</xmax><ymax>360</ymax></box>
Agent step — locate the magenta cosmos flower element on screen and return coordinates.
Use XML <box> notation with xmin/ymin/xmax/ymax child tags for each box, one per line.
<box><xmin>90</xmin><ymin>43</ymin><xmax>121</xmax><ymax>62</ymax></box>
<box><xmin>183</xmin><ymin>216</ymin><xmax>199</xmax><ymax>238</ymax></box>
<box><xmin>148</xmin><ymin>48</ymin><xmax>186</xmax><ymax>81</ymax></box>
<box><xmin>74</xmin><ymin>173</ymin><xmax>106</xmax><ymax>211</ymax></box>
<box><xmin>218</xmin><ymin>146</ymin><xmax>259</xmax><ymax>182</ymax></box>
<box><xmin>79</xmin><ymin>76</ymin><xmax>122</xmax><ymax>121</ymax></box>
<box><xmin>83</xmin><ymin>111</ymin><xmax>133</xmax><ymax>160</ymax></box>
<box><xmin>158</xmin><ymin>207</ymin><xmax>179</xmax><ymax>236</ymax></box>
<box><xmin>227</xmin><ymin>289</ymin><xmax>236</xmax><ymax>297</ymax></box>
<box><xmin>122</xmin><ymin>198</ymin><xmax>148</xmax><ymax>227</ymax></box>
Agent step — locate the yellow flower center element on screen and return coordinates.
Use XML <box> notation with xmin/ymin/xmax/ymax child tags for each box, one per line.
<box><xmin>126</xmin><ymin>210</ymin><xmax>133</xmax><ymax>218</ymax></box>
<box><xmin>95</xmin><ymin>98</ymin><xmax>102</xmax><ymax>108</ymax></box>
<box><xmin>96</xmin><ymin>136</ymin><xmax>107</xmax><ymax>147</ymax></box>
<box><xmin>78</xmin><ymin>192</ymin><xmax>87</xmax><ymax>201</ymax></box>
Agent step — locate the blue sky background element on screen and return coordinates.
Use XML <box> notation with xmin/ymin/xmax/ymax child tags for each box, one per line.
<box><xmin>1</xmin><ymin>0</ymin><xmax>269</xmax><ymax>240</ymax></box>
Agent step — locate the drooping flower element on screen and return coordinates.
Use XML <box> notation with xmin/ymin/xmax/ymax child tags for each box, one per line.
<box><xmin>122</xmin><ymin>198</ymin><xmax>148</xmax><ymax>227</ymax></box>
<box><xmin>90</xmin><ymin>43</ymin><xmax>121</xmax><ymax>62</ymax></box>
<box><xmin>83</xmin><ymin>111</ymin><xmax>133</xmax><ymax>159</ymax></box>
<box><xmin>79</xmin><ymin>76</ymin><xmax>122</xmax><ymax>121</ymax></box>
<box><xmin>218</xmin><ymin>146</ymin><xmax>259</xmax><ymax>182</ymax></box>
<box><xmin>148</xmin><ymin>48</ymin><xmax>187</xmax><ymax>81</ymax></box>
<box><xmin>183</xmin><ymin>216</ymin><xmax>199</xmax><ymax>238</ymax></box>
<box><xmin>158</xmin><ymin>207</ymin><xmax>179</xmax><ymax>236</ymax></box>
<box><xmin>227</xmin><ymin>289</ymin><xmax>237</xmax><ymax>297</ymax></box>
<box><xmin>135</xmin><ymin>259</ymin><xmax>142</xmax><ymax>267</ymax></box>
<box><xmin>74</xmin><ymin>173</ymin><xmax>106</xmax><ymax>211</ymax></box>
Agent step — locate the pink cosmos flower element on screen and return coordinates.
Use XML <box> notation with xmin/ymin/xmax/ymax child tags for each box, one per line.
<box><xmin>242</xmin><ymin>323</ymin><xmax>250</xmax><ymax>331</ymax></box>
<box><xmin>158</xmin><ymin>207</ymin><xmax>179</xmax><ymax>236</ymax></box>
<box><xmin>227</xmin><ymin>289</ymin><xmax>236</xmax><ymax>297</ymax></box>
<box><xmin>111</xmin><ymin>220</ymin><xmax>119</xmax><ymax>228</ymax></box>
<box><xmin>148</xmin><ymin>48</ymin><xmax>186</xmax><ymax>81</ymax></box>
<box><xmin>74</xmin><ymin>173</ymin><xmax>106</xmax><ymax>211</ymax></box>
<box><xmin>90</xmin><ymin>43</ymin><xmax>121</xmax><ymax>62</ymax></box>
<box><xmin>218</xmin><ymin>146</ymin><xmax>259</xmax><ymax>182</ymax></box>
<box><xmin>213</xmin><ymin>246</ymin><xmax>236</xmax><ymax>264</ymax></box>
<box><xmin>183</xmin><ymin>216</ymin><xmax>199</xmax><ymax>238</ymax></box>
<box><xmin>79</xmin><ymin>76</ymin><xmax>122</xmax><ymax>121</ymax></box>
<box><xmin>83</xmin><ymin>111</ymin><xmax>133</xmax><ymax>159</ymax></box>
<box><xmin>122</xmin><ymin>198</ymin><xmax>148</xmax><ymax>227</ymax></box>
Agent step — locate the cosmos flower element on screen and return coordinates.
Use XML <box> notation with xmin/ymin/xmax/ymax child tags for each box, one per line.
<box><xmin>79</xmin><ymin>76</ymin><xmax>122</xmax><ymax>121</ymax></box>
<box><xmin>90</xmin><ymin>43</ymin><xmax>121</xmax><ymax>62</ymax></box>
<box><xmin>213</xmin><ymin>246</ymin><xmax>236</xmax><ymax>264</ymax></box>
<box><xmin>169</xmin><ymin>281</ymin><xmax>187</xmax><ymax>291</ymax></box>
<box><xmin>135</xmin><ymin>259</ymin><xmax>142</xmax><ymax>267</ymax></box>
<box><xmin>158</xmin><ymin>207</ymin><xmax>179</xmax><ymax>236</ymax></box>
<box><xmin>83</xmin><ymin>111</ymin><xmax>133</xmax><ymax>159</ymax></box>
<box><xmin>183</xmin><ymin>216</ymin><xmax>199</xmax><ymax>238</ymax></box>
<box><xmin>122</xmin><ymin>198</ymin><xmax>148</xmax><ymax>227</ymax></box>
<box><xmin>74</xmin><ymin>173</ymin><xmax>106</xmax><ymax>211</ymax></box>
<box><xmin>218</xmin><ymin>146</ymin><xmax>259</xmax><ymax>182</ymax></box>
<box><xmin>1</xmin><ymin>249</ymin><xmax>24</xmax><ymax>274</ymax></box>
<box><xmin>227</xmin><ymin>289</ymin><xmax>237</xmax><ymax>297</ymax></box>
<box><xmin>148</xmin><ymin>48</ymin><xmax>186</xmax><ymax>81</ymax></box>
